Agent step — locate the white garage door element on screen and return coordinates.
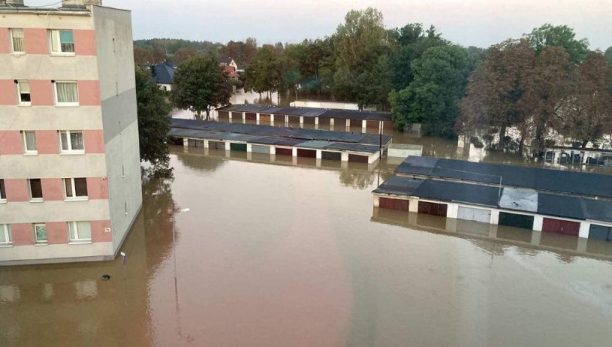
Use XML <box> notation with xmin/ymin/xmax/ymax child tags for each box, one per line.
<box><xmin>458</xmin><ymin>206</ymin><xmax>491</xmax><ymax>223</ymax></box>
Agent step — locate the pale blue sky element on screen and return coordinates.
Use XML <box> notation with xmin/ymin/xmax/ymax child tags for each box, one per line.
<box><xmin>27</xmin><ymin>0</ymin><xmax>612</xmax><ymax>50</ymax></box>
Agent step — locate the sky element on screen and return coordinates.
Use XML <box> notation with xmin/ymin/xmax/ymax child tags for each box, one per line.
<box><xmin>27</xmin><ymin>0</ymin><xmax>612</xmax><ymax>50</ymax></box>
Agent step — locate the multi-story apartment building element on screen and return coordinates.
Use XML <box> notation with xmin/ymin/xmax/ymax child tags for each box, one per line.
<box><xmin>0</xmin><ymin>0</ymin><xmax>142</xmax><ymax>265</ymax></box>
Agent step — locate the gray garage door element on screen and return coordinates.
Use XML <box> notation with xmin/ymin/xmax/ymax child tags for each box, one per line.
<box><xmin>251</xmin><ymin>145</ymin><xmax>270</xmax><ymax>154</ymax></box>
<box><xmin>458</xmin><ymin>206</ymin><xmax>491</xmax><ymax>223</ymax></box>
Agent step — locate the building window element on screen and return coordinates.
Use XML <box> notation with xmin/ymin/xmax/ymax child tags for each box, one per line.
<box><xmin>0</xmin><ymin>225</ymin><xmax>11</xmax><ymax>246</ymax></box>
<box><xmin>16</xmin><ymin>80</ymin><xmax>31</xmax><ymax>105</ymax></box>
<box><xmin>29</xmin><ymin>178</ymin><xmax>43</xmax><ymax>201</ymax></box>
<box><xmin>10</xmin><ymin>28</ymin><xmax>24</xmax><ymax>53</ymax></box>
<box><xmin>22</xmin><ymin>131</ymin><xmax>37</xmax><ymax>154</ymax></box>
<box><xmin>59</xmin><ymin>130</ymin><xmax>84</xmax><ymax>153</ymax></box>
<box><xmin>68</xmin><ymin>221</ymin><xmax>91</xmax><ymax>243</ymax></box>
<box><xmin>64</xmin><ymin>178</ymin><xmax>88</xmax><ymax>200</ymax></box>
<box><xmin>34</xmin><ymin>223</ymin><xmax>47</xmax><ymax>244</ymax></box>
<box><xmin>0</xmin><ymin>179</ymin><xmax>6</xmax><ymax>202</ymax></box>
<box><xmin>49</xmin><ymin>30</ymin><xmax>75</xmax><ymax>54</ymax></box>
<box><xmin>54</xmin><ymin>81</ymin><xmax>78</xmax><ymax>105</ymax></box>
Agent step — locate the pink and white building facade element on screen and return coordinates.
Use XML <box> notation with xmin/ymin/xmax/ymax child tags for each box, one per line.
<box><xmin>0</xmin><ymin>0</ymin><xmax>142</xmax><ymax>265</ymax></box>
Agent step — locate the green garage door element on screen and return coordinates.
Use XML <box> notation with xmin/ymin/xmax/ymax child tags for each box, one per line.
<box><xmin>589</xmin><ymin>224</ymin><xmax>612</xmax><ymax>241</ymax></box>
<box><xmin>498</xmin><ymin>212</ymin><xmax>534</xmax><ymax>230</ymax></box>
<box><xmin>321</xmin><ymin>151</ymin><xmax>341</xmax><ymax>161</ymax></box>
<box><xmin>230</xmin><ymin>143</ymin><xmax>247</xmax><ymax>152</ymax></box>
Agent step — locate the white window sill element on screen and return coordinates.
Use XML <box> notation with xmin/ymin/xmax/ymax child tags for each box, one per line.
<box><xmin>0</xmin><ymin>199</ymin><xmax>6</xmax><ymax>204</ymax></box>
<box><xmin>69</xmin><ymin>241</ymin><xmax>92</xmax><ymax>245</ymax></box>
<box><xmin>18</xmin><ymin>103</ymin><xmax>31</xmax><ymax>107</ymax></box>
<box><xmin>55</xmin><ymin>103</ymin><xmax>80</xmax><ymax>107</ymax></box>
<box><xmin>50</xmin><ymin>52</ymin><xmax>76</xmax><ymax>57</ymax></box>
<box><xmin>24</xmin><ymin>151</ymin><xmax>38</xmax><ymax>156</ymax></box>
<box><xmin>29</xmin><ymin>198</ymin><xmax>43</xmax><ymax>203</ymax></box>
<box><xmin>35</xmin><ymin>242</ymin><xmax>48</xmax><ymax>246</ymax></box>
<box><xmin>0</xmin><ymin>244</ymin><xmax>13</xmax><ymax>248</ymax></box>
<box><xmin>10</xmin><ymin>52</ymin><xmax>25</xmax><ymax>56</ymax></box>
<box><xmin>65</xmin><ymin>197</ymin><xmax>88</xmax><ymax>202</ymax></box>
<box><xmin>60</xmin><ymin>151</ymin><xmax>85</xmax><ymax>155</ymax></box>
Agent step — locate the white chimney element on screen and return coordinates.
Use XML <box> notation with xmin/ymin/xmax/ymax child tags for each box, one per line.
<box><xmin>62</xmin><ymin>0</ymin><xmax>102</xmax><ymax>7</ymax></box>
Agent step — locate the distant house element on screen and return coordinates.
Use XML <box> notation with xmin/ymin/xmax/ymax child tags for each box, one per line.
<box><xmin>151</xmin><ymin>61</ymin><xmax>176</xmax><ymax>91</ymax></box>
<box><xmin>219</xmin><ymin>56</ymin><xmax>240</xmax><ymax>79</ymax></box>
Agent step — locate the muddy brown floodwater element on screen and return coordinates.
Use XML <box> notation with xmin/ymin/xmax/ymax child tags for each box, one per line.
<box><xmin>1</xmin><ymin>147</ymin><xmax>612</xmax><ymax>347</ymax></box>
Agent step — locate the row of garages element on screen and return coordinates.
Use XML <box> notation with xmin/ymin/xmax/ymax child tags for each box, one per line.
<box><xmin>184</xmin><ymin>138</ymin><xmax>377</xmax><ymax>164</ymax></box>
<box><xmin>374</xmin><ymin>196</ymin><xmax>612</xmax><ymax>241</ymax></box>
<box><xmin>218</xmin><ymin>110</ymin><xmax>393</xmax><ymax>133</ymax></box>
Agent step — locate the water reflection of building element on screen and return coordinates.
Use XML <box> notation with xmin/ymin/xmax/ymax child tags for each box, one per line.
<box><xmin>370</xmin><ymin>207</ymin><xmax>612</xmax><ymax>260</ymax></box>
<box><xmin>0</xmin><ymin>178</ymin><xmax>177</xmax><ymax>345</ymax></box>
<box><xmin>0</xmin><ymin>0</ymin><xmax>142</xmax><ymax>265</ymax></box>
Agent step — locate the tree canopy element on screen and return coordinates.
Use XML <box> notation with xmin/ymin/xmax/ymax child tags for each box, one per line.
<box><xmin>170</xmin><ymin>55</ymin><xmax>232</xmax><ymax>119</ymax></box>
<box><xmin>135</xmin><ymin>68</ymin><xmax>172</xmax><ymax>176</ymax></box>
<box><xmin>528</xmin><ymin>24</ymin><xmax>589</xmax><ymax>64</ymax></box>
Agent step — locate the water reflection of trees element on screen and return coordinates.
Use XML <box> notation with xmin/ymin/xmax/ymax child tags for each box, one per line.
<box><xmin>174</xmin><ymin>151</ymin><xmax>227</xmax><ymax>172</ymax></box>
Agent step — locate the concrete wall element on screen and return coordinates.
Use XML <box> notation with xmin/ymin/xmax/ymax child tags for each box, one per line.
<box><xmin>93</xmin><ymin>6</ymin><xmax>142</xmax><ymax>254</ymax></box>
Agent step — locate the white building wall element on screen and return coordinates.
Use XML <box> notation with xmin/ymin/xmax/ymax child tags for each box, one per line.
<box><xmin>93</xmin><ymin>6</ymin><xmax>142</xmax><ymax>254</ymax></box>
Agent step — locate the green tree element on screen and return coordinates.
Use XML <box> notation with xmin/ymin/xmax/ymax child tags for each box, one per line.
<box><xmin>244</xmin><ymin>45</ymin><xmax>283</xmax><ymax>97</ymax></box>
<box><xmin>171</xmin><ymin>55</ymin><xmax>232</xmax><ymax>119</ymax></box>
<box><xmin>135</xmin><ymin>68</ymin><xmax>172</xmax><ymax>176</ymax></box>
<box><xmin>528</xmin><ymin>24</ymin><xmax>589</xmax><ymax>63</ymax></box>
<box><xmin>391</xmin><ymin>45</ymin><xmax>471</xmax><ymax>138</ymax></box>
<box><xmin>333</xmin><ymin>7</ymin><xmax>391</xmax><ymax>109</ymax></box>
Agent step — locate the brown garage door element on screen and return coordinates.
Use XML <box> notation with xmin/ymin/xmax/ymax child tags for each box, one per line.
<box><xmin>367</xmin><ymin>120</ymin><xmax>380</xmax><ymax>128</ymax></box>
<box><xmin>245</xmin><ymin>112</ymin><xmax>257</xmax><ymax>120</ymax></box>
<box><xmin>542</xmin><ymin>218</ymin><xmax>580</xmax><ymax>236</ymax></box>
<box><xmin>208</xmin><ymin>141</ymin><xmax>225</xmax><ymax>150</ymax></box>
<box><xmin>218</xmin><ymin>111</ymin><xmax>229</xmax><ymax>120</ymax></box>
<box><xmin>379</xmin><ymin>197</ymin><xmax>409</xmax><ymax>211</ymax></box>
<box><xmin>318</xmin><ymin>117</ymin><xmax>330</xmax><ymax>125</ymax></box>
<box><xmin>418</xmin><ymin>201</ymin><xmax>448</xmax><ymax>217</ymax></box>
<box><xmin>303</xmin><ymin>117</ymin><xmax>315</xmax><ymax>125</ymax></box>
<box><xmin>275</xmin><ymin>147</ymin><xmax>293</xmax><ymax>156</ymax></box>
<box><xmin>297</xmin><ymin>149</ymin><xmax>316</xmax><ymax>158</ymax></box>
<box><xmin>288</xmin><ymin>115</ymin><xmax>300</xmax><ymax>124</ymax></box>
<box><xmin>259</xmin><ymin>114</ymin><xmax>271</xmax><ymax>124</ymax></box>
<box><xmin>349</xmin><ymin>154</ymin><xmax>369</xmax><ymax>163</ymax></box>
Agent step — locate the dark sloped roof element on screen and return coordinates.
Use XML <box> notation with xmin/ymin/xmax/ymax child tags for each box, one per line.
<box><xmin>373</xmin><ymin>175</ymin><xmax>612</xmax><ymax>223</ymax></box>
<box><xmin>151</xmin><ymin>62</ymin><xmax>176</xmax><ymax>84</ymax></box>
<box><xmin>170</xmin><ymin>118</ymin><xmax>391</xmax><ymax>154</ymax></box>
<box><xmin>397</xmin><ymin>156</ymin><xmax>612</xmax><ymax>199</ymax></box>
<box><xmin>220</xmin><ymin>104</ymin><xmax>391</xmax><ymax>121</ymax></box>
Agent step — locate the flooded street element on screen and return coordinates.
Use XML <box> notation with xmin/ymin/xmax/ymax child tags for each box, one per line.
<box><xmin>2</xmin><ymin>148</ymin><xmax>612</xmax><ymax>346</ymax></box>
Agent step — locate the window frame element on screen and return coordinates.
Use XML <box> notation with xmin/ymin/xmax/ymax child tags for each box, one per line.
<box><xmin>16</xmin><ymin>80</ymin><xmax>31</xmax><ymax>106</ymax></box>
<box><xmin>0</xmin><ymin>179</ymin><xmax>6</xmax><ymax>203</ymax></box>
<box><xmin>9</xmin><ymin>28</ymin><xmax>25</xmax><ymax>54</ymax></box>
<box><xmin>48</xmin><ymin>29</ymin><xmax>75</xmax><ymax>55</ymax></box>
<box><xmin>0</xmin><ymin>224</ymin><xmax>11</xmax><ymax>246</ymax></box>
<box><xmin>63</xmin><ymin>177</ymin><xmax>88</xmax><ymax>201</ymax></box>
<box><xmin>34</xmin><ymin>223</ymin><xmax>48</xmax><ymax>245</ymax></box>
<box><xmin>68</xmin><ymin>221</ymin><xmax>92</xmax><ymax>244</ymax></box>
<box><xmin>22</xmin><ymin>130</ymin><xmax>37</xmax><ymax>155</ymax></box>
<box><xmin>58</xmin><ymin>130</ymin><xmax>85</xmax><ymax>154</ymax></box>
<box><xmin>28</xmin><ymin>178</ymin><xmax>43</xmax><ymax>202</ymax></box>
<box><xmin>53</xmin><ymin>81</ymin><xmax>79</xmax><ymax>106</ymax></box>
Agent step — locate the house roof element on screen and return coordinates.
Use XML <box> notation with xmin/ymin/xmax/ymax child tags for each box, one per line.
<box><xmin>151</xmin><ymin>61</ymin><xmax>176</xmax><ymax>85</ymax></box>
